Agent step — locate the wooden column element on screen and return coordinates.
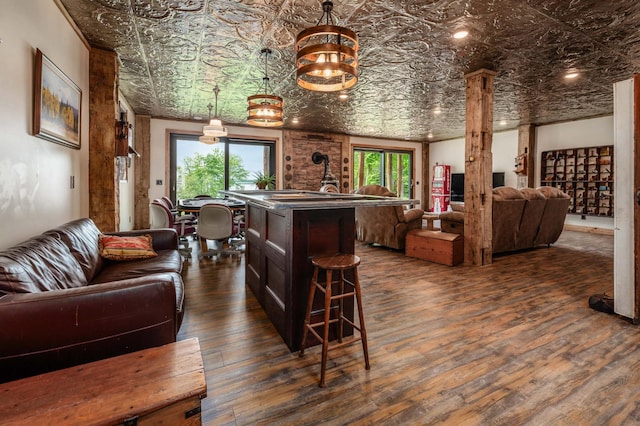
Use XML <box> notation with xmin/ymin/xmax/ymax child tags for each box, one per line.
<box><xmin>89</xmin><ymin>48</ymin><xmax>119</xmax><ymax>232</ymax></box>
<box><xmin>134</xmin><ymin>115</ymin><xmax>151</xmax><ymax>229</ymax></box>
<box><xmin>634</xmin><ymin>74</ymin><xmax>640</xmax><ymax>321</ymax></box>
<box><xmin>464</xmin><ymin>69</ymin><xmax>496</xmax><ymax>266</ymax></box>
<box><xmin>517</xmin><ymin>124</ymin><xmax>536</xmax><ymax>188</ymax></box>
<box><xmin>422</xmin><ymin>142</ymin><xmax>430</xmax><ymax>211</ymax></box>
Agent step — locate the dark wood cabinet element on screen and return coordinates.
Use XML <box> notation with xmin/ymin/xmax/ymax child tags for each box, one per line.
<box><xmin>540</xmin><ymin>146</ymin><xmax>613</xmax><ymax>217</ymax></box>
<box><xmin>245</xmin><ymin>203</ymin><xmax>355</xmax><ymax>351</ymax></box>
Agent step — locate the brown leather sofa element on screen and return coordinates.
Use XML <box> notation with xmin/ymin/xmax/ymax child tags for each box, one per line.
<box><xmin>355</xmin><ymin>185</ymin><xmax>424</xmax><ymax>250</ymax></box>
<box><xmin>0</xmin><ymin>218</ymin><xmax>185</xmax><ymax>383</ymax></box>
<box><xmin>439</xmin><ymin>186</ymin><xmax>570</xmax><ymax>253</ymax></box>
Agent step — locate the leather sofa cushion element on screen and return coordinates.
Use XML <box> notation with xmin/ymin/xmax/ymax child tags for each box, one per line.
<box><xmin>537</xmin><ymin>185</ymin><xmax>570</xmax><ymax>199</ymax></box>
<box><xmin>92</xmin><ymin>249</ymin><xmax>182</xmax><ymax>284</ymax></box>
<box><xmin>48</xmin><ymin>218</ymin><xmax>104</xmax><ymax>283</ymax></box>
<box><xmin>92</xmin><ymin>249</ymin><xmax>183</xmax><ymax>311</ymax></box>
<box><xmin>450</xmin><ymin>202</ymin><xmax>465</xmax><ymax>212</ymax></box>
<box><xmin>493</xmin><ymin>186</ymin><xmax>526</xmax><ymax>201</ymax></box>
<box><xmin>520</xmin><ymin>188</ymin><xmax>546</xmax><ymax>200</ymax></box>
<box><xmin>492</xmin><ymin>187</ymin><xmax>526</xmax><ymax>253</ymax></box>
<box><xmin>0</xmin><ymin>234</ymin><xmax>87</xmax><ymax>293</ymax></box>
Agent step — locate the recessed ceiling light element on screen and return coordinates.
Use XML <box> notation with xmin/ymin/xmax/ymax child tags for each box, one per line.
<box><xmin>292</xmin><ymin>118</ymin><xmax>299</xmax><ymax>124</ymax></box>
<box><xmin>499</xmin><ymin>120</ymin><xmax>507</xmax><ymax>126</ymax></box>
<box><xmin>453</xmin><ymin>30</ymin><xmax>469</xmax><ymax>39</ymax></box>
<box><xmin>427</xmin><ymin>132</ymin><xmax>434</xmax><ymax>139</ymax></box>
<box><xmin>338</xmin><ymin>93</ymin><xmax>349</xmax><ymax>100</ymax></box>
<box><xmin>565</xmin><ymin>72</ymin><xmax>579</xmax><ymax>79</ymax></box>
<box><xmin>433</xmin><ymin>108</ymin><xmax>442</xmax><ymax>115</ymax></box>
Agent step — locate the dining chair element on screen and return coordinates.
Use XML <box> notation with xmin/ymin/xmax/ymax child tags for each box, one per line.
<box><xmin>196</xmin><ymin>203</ymin><xmax>244</xmax><ymax>260</ymax></box>
<box><xmin>149</xmin><ymin>201</ymin><xmax>196</xmax><ymax>259</ymax></box>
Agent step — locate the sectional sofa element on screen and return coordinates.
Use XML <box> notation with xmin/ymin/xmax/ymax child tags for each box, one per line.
<box><xmin>439</xmin><ymin>186</ymin><xmax>571</xmax><ymax>253</ymax></box>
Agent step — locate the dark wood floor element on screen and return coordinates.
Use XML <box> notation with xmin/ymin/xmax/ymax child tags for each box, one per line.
<box><xmin>177</xmin><ymin>231</ymin><xmax>638</xmax><ymax>425</ymax></box>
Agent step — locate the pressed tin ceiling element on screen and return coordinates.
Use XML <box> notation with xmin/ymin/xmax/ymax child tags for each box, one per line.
<box><xmin>57</xmin><ymin>0</ymin><xmax>640</xmax><ymax>141</ymax></box>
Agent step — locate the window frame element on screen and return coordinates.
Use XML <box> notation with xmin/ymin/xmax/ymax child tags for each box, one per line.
<box><xmin>352</xmin><ymin>146</ymin><xmax>415</xmax><ymax>198</ymax></box>
<box><xmin>169</xmin><ymin>133</ymin><xmax>276</xmax><ymax>202</ymax></box>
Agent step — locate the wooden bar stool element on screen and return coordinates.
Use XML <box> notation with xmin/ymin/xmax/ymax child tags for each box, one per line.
<box><xmin>299</xmin><ymin>253</ymin><xmax>370</xmax><ymax>387</ymax></box>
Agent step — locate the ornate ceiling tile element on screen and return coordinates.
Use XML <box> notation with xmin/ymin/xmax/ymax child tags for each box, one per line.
<box><xmin>58</xmin><ymin>0</ymin><xmax>640</xmax><ymax>141</ymax></box>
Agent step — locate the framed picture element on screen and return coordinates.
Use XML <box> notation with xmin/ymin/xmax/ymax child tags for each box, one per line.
<box><xmin>33</xmin><ymin>48</ymin><xmax>82</xmax><ymax>149</ymax></box>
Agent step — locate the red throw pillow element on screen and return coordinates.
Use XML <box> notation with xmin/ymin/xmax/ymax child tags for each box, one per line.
<box><xmin>98</xmin><ymin>234</ymin><xmax>157</xmax><ymax>261</ymax></box>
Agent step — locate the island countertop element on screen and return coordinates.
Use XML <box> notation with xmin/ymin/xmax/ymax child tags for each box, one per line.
<box><xmin>221</xmin><ymin>190</ymin><xmax>419</xmax><ymax>210</ymax></box>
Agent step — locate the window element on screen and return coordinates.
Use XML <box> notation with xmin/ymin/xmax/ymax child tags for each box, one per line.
<box><xmin>169</xmin><ymin>134</ymin><xmax>275</xmax><ymax>202</ymax></box>
<box><xmin>352</xmin><ymin>148</ymin><xmax>414</xmax><ymax>198</ymax></box>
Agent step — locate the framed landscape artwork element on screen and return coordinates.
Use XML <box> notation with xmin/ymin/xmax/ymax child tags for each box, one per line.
<box><xmin>33</xmin><ymin>48</ymin><xmax>82</xmax><ymax>149</ymax></box>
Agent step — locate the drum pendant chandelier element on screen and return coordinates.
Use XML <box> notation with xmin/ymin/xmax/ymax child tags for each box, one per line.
<box><xmin>295</xmin><ymin>0</ymin><xmax>359</xmax><ymax>92</ymax></box>
<box><xmin>199</xmin><ymin>84</ymin><xmax>227</xmax><ymax>145</ymax></box>
<box><xmin>247</xmin><ymin>48</ymin><xmax>284</xmax><ymax>127</ymax></box>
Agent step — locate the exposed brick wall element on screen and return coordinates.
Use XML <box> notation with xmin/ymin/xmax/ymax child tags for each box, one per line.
<box><xmin>282</xmin><ymin>131</ymin><xmax>350</xmax><ymax>192</ymax></box>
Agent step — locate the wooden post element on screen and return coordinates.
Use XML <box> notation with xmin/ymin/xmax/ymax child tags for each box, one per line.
<box><xmin>385</xmin><ymin>153</ymin><xmax>392</xmax><ymax>189</ymax></box>
<box><xmin>517</xmin><ymin>124</ymin><xmax>536</xmax><ymax>188</ymax></box>
<box><xmin>134</xmin><ymin>115</ymin><xmax>151</xmax><ymax>229</ymax></box>
<box><xmin>464</xmin><ymin>69</ymin><xmax>496</xmax><ymax>266</ymax></box>
<box><xmin>422</xmin><ymin>142</ymin><xmax>430</xmax><ymax>212</ymax></box>
<box><xmin>634</xmin><ymin>74</ymin><xmax>640</xmax><ymax>321</ymax></box>
<box><xmin>358</xmin><ymin>152</ymin><xmax>365</xmax><ymax>188</ymax></box>
<box><xmin>89</xmin><ymin>48</ymin><xmax>119</xmax><ymax>232</ymax></box>
<box><xmin>396</xmin><ymin>155</ymin><xmax>403</xmax><ymax>196</ymax></box>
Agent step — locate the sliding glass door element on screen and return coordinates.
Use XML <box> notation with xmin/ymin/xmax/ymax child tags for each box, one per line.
<box><xmin>169</xmin><ymin>134</ymin><xmax>275</xmax><ymax>202</ymax></box>
<box><xmin>353</xmin><ymin>148</ymin><xmax>414</xmax><ymax>198</ymax></box>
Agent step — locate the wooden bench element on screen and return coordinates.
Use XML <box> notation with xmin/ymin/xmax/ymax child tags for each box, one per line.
<box><xmin>406</xmin><ymin>229</ymin><xmax>464</xmax><ymax>266</ymax></box>
<box><xmin>1</xmin><ymin>338</ymin><xmax>207</xmax><ymax>425</ymax></box>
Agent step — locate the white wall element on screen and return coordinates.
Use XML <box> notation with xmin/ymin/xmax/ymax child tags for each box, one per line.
<box><xmin>613</xmin><ymin>80</ymin><xmax>634</xmax><ymax>319</ymax></box>
<box><xmin>536</xmin><ymin>116</ymin><xmax>615</xmax><ymax>230</ymax></box>
<box><xmin>0</xmin><ymin>1</ymin><xmax>89</xmax><ymax>249</ymax></box>
<box><xmin>118</xmin><ymin>94</ymin><xmax>136</xmax><ymax>231</ymax></box>
<box><xmin>428</xmin><ymin>117</ymin><xmax>615</xmax><ymax>230</ymax></box>
<box><xmin>428</xmin><ymin>129</ymin><xmax>520</xmax><ymax>189</ymax></box>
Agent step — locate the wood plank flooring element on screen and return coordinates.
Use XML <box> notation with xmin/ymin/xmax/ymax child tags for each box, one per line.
<box><xmin>177</xmin><ymin>231</ymin><xmax>637</xmax><ymax>425</ymax></box>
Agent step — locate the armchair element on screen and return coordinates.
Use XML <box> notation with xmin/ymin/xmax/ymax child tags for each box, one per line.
<box><xmin>354</xmin><ymin>185</ymin><xmax>424</xmax><ymax>250</ymax></box>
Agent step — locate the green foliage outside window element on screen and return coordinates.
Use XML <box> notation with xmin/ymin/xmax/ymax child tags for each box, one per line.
<box><xmin>177</xmin><ymin>148</ymin><xmax>249</xmax><ymax>199</ymax></box>
<box><xmin>353</xmin><ymin>150</ymin><xmax>411</xmax><ymax>198</ymax></box>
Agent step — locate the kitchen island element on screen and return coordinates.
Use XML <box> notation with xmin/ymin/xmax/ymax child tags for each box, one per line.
<box><xmin>223</xmin><ymin>190</ymin><xmax>418</xmax><ymax>351</ymax></box>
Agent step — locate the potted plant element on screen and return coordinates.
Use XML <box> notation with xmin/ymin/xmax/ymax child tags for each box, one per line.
<box><xmin>253</xmin><ymin>171</ymin><xmax>275</xmax><ymax>190</ymax></box>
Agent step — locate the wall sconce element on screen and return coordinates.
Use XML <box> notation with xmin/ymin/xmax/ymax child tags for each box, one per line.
<box><xmin>115</xmin><ymin>110</ymin><xmax>140</xmax><ymax>165</ymax></box>
<box><xmin>128</xmin><ymin>145</ymin><xmax>140</xmax><ymax>158</ymax></box>
<box><xmin>115</xmin><ymin>111</ymin><xmax>129</xmax><ymax>157</ymax></box>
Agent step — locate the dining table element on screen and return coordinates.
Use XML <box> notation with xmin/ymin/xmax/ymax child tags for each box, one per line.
<box><xmin>176</xmin><ymin>197</ymin><xmax>245</xmax><ymax>214</ymax></box>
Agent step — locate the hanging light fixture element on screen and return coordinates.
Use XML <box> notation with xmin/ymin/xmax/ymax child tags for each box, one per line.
<box><xmin>199</xmin><ymin>84</ymin><xmax>227</xmax><ymax>144</ymax></box>
<box><xmin>199</xmin><ymin>103</ymin><xmax>218</xmax><ymax>145</ymax></box>
<box><xmin>247</xmin><ymin>48</ymin><xmax>284</xmax><ymax>127</ymax></box>
<box><xmin>295</xmin><ymin>0</ymin><xmax>358</xmax><ymax>92</ymax></box>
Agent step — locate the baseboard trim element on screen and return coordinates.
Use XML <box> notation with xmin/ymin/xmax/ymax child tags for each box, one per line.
<box><xmin>564</xmin><ymin>224</ymin><xmax>614</xmax><ymax>236</ymax></box>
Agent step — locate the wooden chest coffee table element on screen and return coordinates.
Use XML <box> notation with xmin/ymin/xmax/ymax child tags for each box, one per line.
<box><xmin>0</xmin><ymin>338</ymin><xmax>207</xmax><ymax>425</ymax></box>
<box><xmin>406</xmin><ymin>229</ymin><xmax>464</xmax><ymax>266</ymax></box>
